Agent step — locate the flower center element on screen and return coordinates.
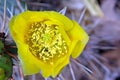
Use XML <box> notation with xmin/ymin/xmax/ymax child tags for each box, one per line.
<box><xmin>25</xmin><ymin>22</ymin><xmax>68</xmax><ymax>64</ymax></box>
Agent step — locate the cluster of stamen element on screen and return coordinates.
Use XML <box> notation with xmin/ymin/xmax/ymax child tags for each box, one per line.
<box><xmin>25</xmin><ymin>22</ymin><xmax>68</xmax><ymax>64</ymax></box>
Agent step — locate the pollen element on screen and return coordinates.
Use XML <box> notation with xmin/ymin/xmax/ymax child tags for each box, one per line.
<box><xmin>25</xmin><ymin>22</ymin><xmax>68</xmax><ymax>64</ymax></box>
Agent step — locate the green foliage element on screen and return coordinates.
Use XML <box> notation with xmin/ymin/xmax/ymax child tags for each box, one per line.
<box><xmin>0</xmin><ymin>54</ymin><xmax>13</xmax><ymax>80</ymax></box>
<box><xmin>0</xmin><ymin>68</ymin><xmax>5</xmax><ymax>80</ymax></box>
<box><xmin>0</xmin><ymin>40</ymin><xmax>4</xmax><ymax>54</ymax></box>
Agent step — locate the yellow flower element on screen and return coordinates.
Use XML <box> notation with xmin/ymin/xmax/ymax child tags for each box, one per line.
<box><xmin>9</xmin><ymin>11</ymin><xmax>89</xmax><ymax>77</ymax></box>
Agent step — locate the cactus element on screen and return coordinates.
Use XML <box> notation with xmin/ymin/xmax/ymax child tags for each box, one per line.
<box><xmin>0</xmin><ymin>68</ymin><xmax>5</xmax><ymax>80</ymax></box>
<box><xmin>0</xmin><ymin>53</ymin><xmax>13</xmax><ymax>80</ymax></box>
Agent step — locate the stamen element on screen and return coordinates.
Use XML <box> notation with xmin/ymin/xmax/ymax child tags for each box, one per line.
<box><xmin>25</xmin><ymin>22</ymin><xmax>68</xmax><ymax>64</ymax></box>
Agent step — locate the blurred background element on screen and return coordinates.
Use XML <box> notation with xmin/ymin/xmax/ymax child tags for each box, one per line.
<box><xmin>0</xmin><ymin>0</ymin><xmax>120</xmax><ymax>80</ymax></box>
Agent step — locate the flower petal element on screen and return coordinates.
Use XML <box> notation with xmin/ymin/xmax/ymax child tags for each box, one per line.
<box><xmin>18</xmin><ymin>42</ymin><xmax>54</xmax><ymax>77</ymax></box>
<box><xmin>9</xmin><ymin>16</ymin><xmax>28</xmax><ymax>43</ymax></box>
<box><xmin>68</xmin><ymin>21</ymin><xmax>89</xmax><ymax>58</ymax></box>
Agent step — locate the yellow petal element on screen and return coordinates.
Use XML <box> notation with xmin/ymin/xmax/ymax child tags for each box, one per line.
<box><xmin>17</xmin><ymin>42</ymin><xmax>53</xmax><ymax>77</ymax></box>
<box><xmin>9</xmin><ymin>15</ymin><xmax>28</xmax><ymax>43</ymax></box>
<box><xmin>68</xmin><ymin>21</ymin><xmax>89</xmax><ymax>58</ymax></box>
